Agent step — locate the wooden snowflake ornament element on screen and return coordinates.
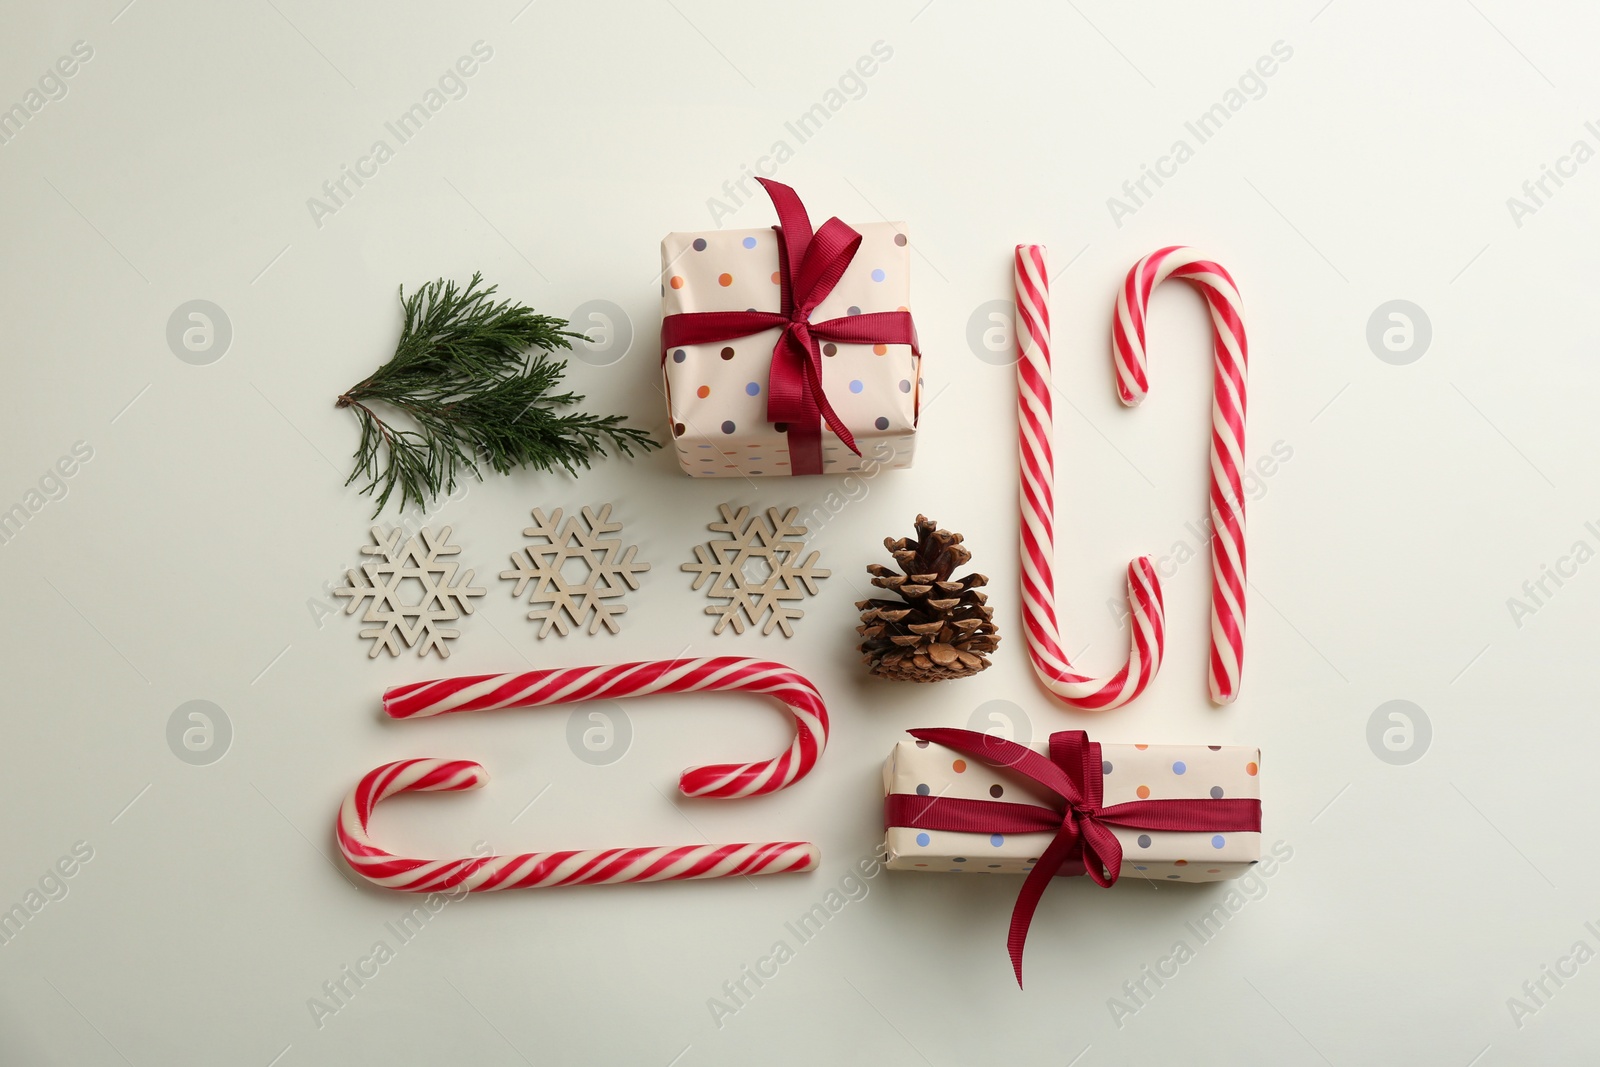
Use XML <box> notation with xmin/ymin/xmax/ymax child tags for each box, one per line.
<box><xmin>682</xmin><ymin>504</ymin><xmax>830</xmax><ymax>637</ymax></box>
<box><xmin>500</xmin><ymin>505</ymin><xmax>650</xmax><ymax>637</ymax></box>
<box><xmin>335</xmin><ymin>526</ymin><xmax>486</xmax><ymax>658</ymax></box>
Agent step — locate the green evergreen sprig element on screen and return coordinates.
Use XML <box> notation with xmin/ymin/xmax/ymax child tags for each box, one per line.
<box><xmin>337</xmin><ymin>274</ymin><xmax>659</xmax><ymax>517</ymax></box>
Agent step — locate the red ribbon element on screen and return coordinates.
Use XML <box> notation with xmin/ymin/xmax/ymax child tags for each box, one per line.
<box><xmin>660</xmin><ymin>178</ymin><xmax>920</xmax><ymax>476</ymax></box>
<box><xmin>887</xmin><ymin>728</ymin><xmax>1262</xmax><ymax>987</ymax></box>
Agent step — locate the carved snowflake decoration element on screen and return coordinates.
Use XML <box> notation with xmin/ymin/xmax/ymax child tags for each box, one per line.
<box><xmin>500</xmin><ymin>505</ymin><xmax>650</xmax><ymax>637</ymax></box>
<box><xmin>682</xmin><ymin>504</ymin><xmax>830</xmax><ymax>637</ymax></box>
<box><xmin>335</xmin><ymin>526</ymin><xmax>486</xmax><ymax>658</ymax></box>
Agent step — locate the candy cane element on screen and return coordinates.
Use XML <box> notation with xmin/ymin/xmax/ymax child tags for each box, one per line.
<box><xmin>1113</xmin><ymin>247</ymin><xmax>1247</xmax><ymax>704</ymax></box>
<box><xmin>382</xmin><ymin>657</ymin><xmax>827</xmax><ymax>797</ymax></box>
<box><xmin>1015</xmin><ymin>244</ymin><xmax>1165</xmax><ymax>710</ymax></box>
<box><xmin>338</xmin><ymin>759</ymin><xmax>819</xmax><ymax>892</ymax></box>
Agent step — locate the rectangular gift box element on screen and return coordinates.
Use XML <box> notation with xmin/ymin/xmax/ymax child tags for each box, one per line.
<box><xmin>659</xmin><ymin>220</ymin><xmax>920</xmax><ymax>477</ymax></box>
<box><xmin>882</xmin><ymin>736</ymin><xmax>1261</xmax><ymax>882</ymax></box>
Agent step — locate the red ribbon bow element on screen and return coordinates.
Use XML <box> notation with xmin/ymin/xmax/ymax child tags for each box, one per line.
<box><xmin>886</xmin><ymin>728</ymin><xmax>1262</xmax><ymax>987</ymax></box>
<box><xmin>660</xmin><ymin>178</ymin><xmax>920</xmax><ymax>476</ymax></box>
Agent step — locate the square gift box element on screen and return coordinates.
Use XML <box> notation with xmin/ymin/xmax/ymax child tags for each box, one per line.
<box><xmin>659</xmin><ymin>183</ymin><xmax>921</xmax><ymax>478</ymax></box>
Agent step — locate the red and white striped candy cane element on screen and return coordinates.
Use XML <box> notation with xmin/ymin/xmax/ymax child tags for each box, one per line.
<box><xmin>338</xmin><ymin>759</ymin><xmax>819</xmax><ymax>892</ymax></box>
<box><xmin>382</xmin><ymin>657</ymin><xmax>827</xmax><ymax>797</ymax></box>
<box><xmin>1113</xmin><ymin>247</ymin><xmax>1247</xmax><ymax>705</ymax></box>
<box><xmin>1015</xmin><ymin>245</ymin><xmax>1165</xmax><ymax>710</ymax></box>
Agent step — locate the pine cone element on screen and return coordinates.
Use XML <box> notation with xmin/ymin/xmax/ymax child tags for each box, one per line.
<box><xmin>856</xmin><ymin>515</ymin><xmax>1000</xmax><ymax>682</ymax></box>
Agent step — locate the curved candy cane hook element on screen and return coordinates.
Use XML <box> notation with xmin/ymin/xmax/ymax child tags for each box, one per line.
<box><xmin>1113</xmin><ymin>247</ymin><xmax>1248</xmax><ymax>704</ymax></box>
<box><xmin>339</xmin><ymin>759</ymin><xmax>819</xmax><ymax>891</ymax></box>
<box><xmin>381</xmin><ymin>657</ymin><xmax>828</xmax><ymax>796</ymax></box>
<box><xmin>1015</xmin><ymin>245</ymin><xmax>1166</xmax><ymax>711</ymax></box>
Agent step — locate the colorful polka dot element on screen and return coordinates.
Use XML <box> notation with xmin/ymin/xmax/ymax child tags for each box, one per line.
<box><xmin>990</xmin><ymin>834</ymin><xmax>1005</xmax><ymax>847</ymax></box>
<box><xmin>1172</xmin><ymin>761</ymin><xmax>1187</xmax><ymax>775</ymax></box>
<box><xmin>770</xmin><ymin>271</ymin><xmax>781</xmax><ymax>284</ymax></box>
<box><xmin>823</xmin><ymin>343</ymin><xmax>838</xmax><ymax>357</ymax></box>
<box><xmin>952</xmin><ymin>857</ymin><xmax>967</xmax><ymax>863</ymax></box>
<box><xmin>720</xmin><ymin>421</ymin><xmax>736</xmax><ymax>434</ymax></box>
<box><xmin>1166</xmin><ymin>874</ymin><xmax>1181</xmax><ymax>880</ymax></box>
<box><xmin>1174</xmin><ymin>859</ymin><xmax>1188</xmax><ymax>866</ymax></box>
<box><xmin>849</xmin><ymin>380</ymin><xmax>864</xmax><ymax>393</ymax></box>
<box><xmin>873</xmin><ymin>344</ymin><xmax>887</xmax><ymax>355</ymax></box>
<box><xmin>671</xmin><ymin>348</ymin><xmax>686</xmax><ymax>363</ymax></box>
<box><xmin>870</xmin><ymin>268</ymin><xmax>886</xmax><ymax>282</ymax></box>
<box><xmin>745</xmin><ymin>382</ymin><xmax>761</xmax><ymax>396</ymax></box>
<box><xmin>720</xmin><ymin>346</ymin><xmax>735</xmax><ymax>360</ymax></box>
<box><xmin>774</xmin><ymin>422</ymin><xmax>789</xmax><ymax>432</ymax></box>
<box><xmin>872</xmin><ymin>416</ymin><xmax>888</xmax><ymax>430</ymax></box>
<box><xmin>1211</xmin><ymin>835</ymin><xmax>1226</xmax><ymax>849</ymax></box>
<box><xmin>914</xmin><ymin>739</ymin><xmax>929</xmax><ymax>748</ymax></box>
<box><xmin>1208</xmin><ymin>745</ymin><xmax>1221</xmax><ymax>751</ymax></box>
<box><xmin>899</xmin><ymin>379</ymin><xmax>912</xmax><ymax>393</ymax></box>
<box><xmin>1102</xmin><ymin>760</ymin><xmax>1113</xmax><ymax>775</ymax></box>
<box><xmin>1136</xmin><ymin>835</ymin><xmax>1151</xmax><ymax>848</ymax></box>
<box><xmin>1246</xmin><ymin>761</ymin><xmax>1258</xmax><ymax>776</ymax></box>
<box><xmin>951</xmin><ymin>759</ymin><xmax>967</xmax><ymax>773</ymax></box>
<box><xmin>1135</xmin><ymin>744</ymin><xmax>1148</xmax><ymax>750</ymax></box>
<box><xmin>847</xmin><ymin>305</ymin><xmax>861</xmax><ymax>315</ymax></box>
<box><xmin>673</xmin><ymin>423</ymin><xmax>685</xmax><ymax>436</ymax></box>
<box><xmin>1209</xmin><ymin>786</ymin><xmax>1224</xmax><ymax>799</ymax></box>
<box><xmin>692</xmin><ymin>237</ymin><xmax>707</xmax><ymax>251</ymax></box>
<box><xmin>1136</xmin><ymin>785</ymin><xmax>1150</xmax><ymax>799</ymax></box>
<box><xmin>669</xmin><ymin>276</ymin><xmax>685</xmax><ymax>289</ymax></box>
<box><xmin>989</xmin><ymin>784</ymin><xmax>1004</xmax><ymax>798</ymax></box>
<box><xmin>742</xmin><ymin>236</ymin><xmax>757</xmax><ymax>249</ymax></box>
<box><xmin>915</xmin><ymin>783</ymin><xmax>930</xmax><ymax>796</ymax></box>
<box><xmin>717</xmin><ymin>273</ymin><xmax>733</xmax><ymax>287</ymax></box>
<box><xmin>1133</xmin><ymin>865</ymin><xmax>1149</xmax><ymax>871</ymax></box>
<box><xmin>696</xmin><ymin>385</ymin><xmax>711</xmax><ymax>398</ymax></box>
<box><xmin>915</xmin><ymin>833</ymin><xmax>930</xmax><ymax>847</ymax></box>
<box><xmin>1207</xmin><ymin>868</ymin><xmax>1222</xmax><ymax>874</ymax></box>
<box><xmin>894</xmin><ymin>233</ymin><xmax>907</xmax><ymax>246</ymax></box>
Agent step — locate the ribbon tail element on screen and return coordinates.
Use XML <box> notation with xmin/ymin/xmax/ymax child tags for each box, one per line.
<box><xmin>827</xmin><ymin>415</ymin><xmax>859</xmax><ymax>454</ymax></box>
<box><xmin>805</xmin><ymin>352</ymin><xmax>859</xmax><ymax>458</ymax></box>
<box><xmin>1079</xmin><ymin>822</ymin><xmax>1122</xmax><ymax>887</ymax></box>
<box><xmin>1006</xmin><ymin>828</ymin><xmax>1078</xmax><ymax>989</ymax></box>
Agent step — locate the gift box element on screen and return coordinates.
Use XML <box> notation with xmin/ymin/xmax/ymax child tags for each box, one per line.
<box><xmin>660</xmin><ymin>178</ymin><xmax>922</xmax><ymax>478</ymax></box>
<box><xmin>882</xmin><ymin>728</ymin><xmax>1264</xmax><ymax>984</ymax></box>
<box><xmin>884</xmin><ymin>731</ymin><xmax>1261</xmax><ymax>881</ymax></box>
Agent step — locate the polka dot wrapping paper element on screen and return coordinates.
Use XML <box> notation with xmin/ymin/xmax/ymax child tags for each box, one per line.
<box><xmin>660</xmin><ymin>223</ymin><xmax>920</xmax><ymax>477</ymax></box>
<box><xmin>881</xmin><ymin>737</ymin><xmax>1261</xmax><ymax>882</ymax></box>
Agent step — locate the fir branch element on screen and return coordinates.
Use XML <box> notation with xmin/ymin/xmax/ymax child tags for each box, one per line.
<box><xmin>337</xmin><ymin>274</ymin><xmax>660</xmax><ymax>516</ymax></box>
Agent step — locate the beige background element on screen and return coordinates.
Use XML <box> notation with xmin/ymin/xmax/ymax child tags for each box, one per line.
<box><xmin>1</xmin><ymin>1</ymin><xmax>1594</xmax><ymax>1064</ymax></box>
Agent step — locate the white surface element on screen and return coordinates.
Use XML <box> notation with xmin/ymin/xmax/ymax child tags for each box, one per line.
<box><xmin>0</xmin><ymin>1</ymin><xmax>1594</xmax><ymax>1064</ymax></box>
